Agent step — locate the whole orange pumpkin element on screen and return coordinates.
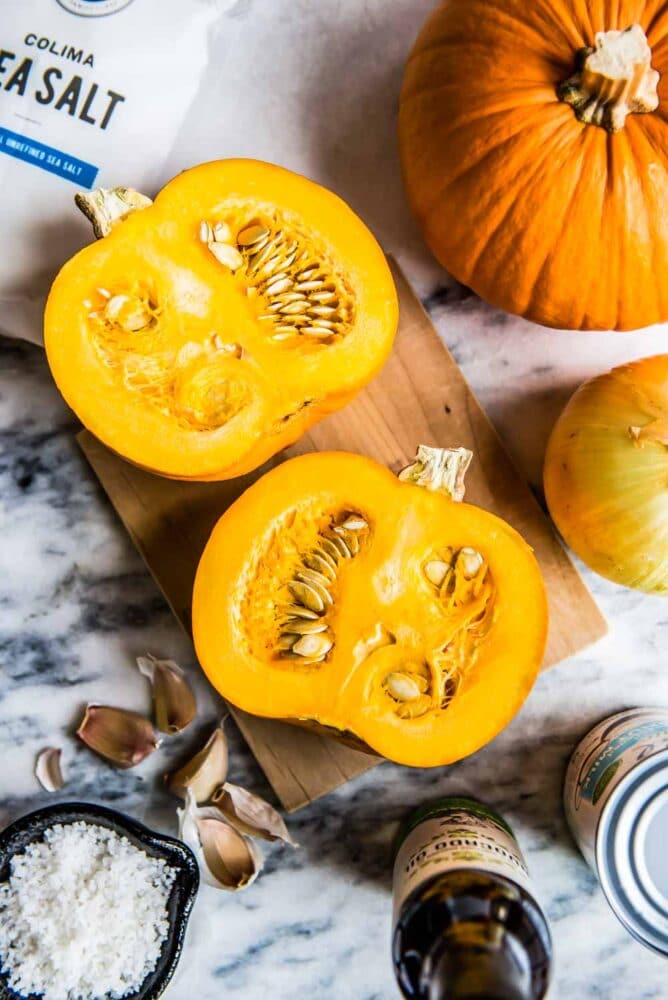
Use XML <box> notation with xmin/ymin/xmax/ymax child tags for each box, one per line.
<box><xmin>399</xmin><ymin>1</ymin><xmax>668</xmax><ymax>331</ymax></box>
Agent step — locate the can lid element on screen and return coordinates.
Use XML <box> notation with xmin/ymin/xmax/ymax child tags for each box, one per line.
<box><xmin>597</xmin><ymin>748</ymin><xmax>668</xmax><ymax>955</ymax></box>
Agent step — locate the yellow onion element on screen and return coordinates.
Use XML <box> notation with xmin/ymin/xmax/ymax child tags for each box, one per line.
<box><xmin>544</xmin><ymin>355</ymin><xmax>668</xmax><ymax>595</ymax></box>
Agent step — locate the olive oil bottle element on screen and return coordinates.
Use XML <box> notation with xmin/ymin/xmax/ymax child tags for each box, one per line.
<box><xmin>392</xmin><ymin>798</ymin><xmax>552</xmax><ymax>1000</ymax></box>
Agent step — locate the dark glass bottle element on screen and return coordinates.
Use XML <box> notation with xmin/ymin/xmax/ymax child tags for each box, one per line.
<box><xmin>392</xmin><ymin>798</ymin><xmax>552</xmax><ymax>1000</ymax></box>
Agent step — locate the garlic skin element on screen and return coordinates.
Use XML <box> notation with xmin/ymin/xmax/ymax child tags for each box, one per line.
<box><xmin>212</xmin><ymin>783</ymin><xmax>297</xmax><ymax>846</ymax></box>
<box><xmin>178</xmin><ymin>790</ymin><xmax>263</xmax><ymax>891</ymax></box>
<box><xmin>77</xmin><ymin>705</ymin><xmax>160</xmax><ymax>769</ymax></box>
<box><xmin>136</xmin><ymin>654</ymin><xmax>196</xmax><ymax>735</ymax></box>
<box><xmin>167</xmin><ymin>723</ymin><xmax>229</xmax><ymax>802</ymax></box>
<box><xmin>35</xmin><ymin>747</ymin><xmax>65</xmax><ymax>793</ymax></box>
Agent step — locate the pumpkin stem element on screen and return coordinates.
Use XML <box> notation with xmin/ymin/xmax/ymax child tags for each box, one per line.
<box><xmin>558</xmin><ymin>24</ymin><xmax>659</xmax><ymax>133</ymax></box>
<box><xmin>75</xmin><ymin>186</ymin><xmax>153</xmax><ymax>239</ymax></box>
<box><xmin>398</xmin><ymin>445</ymin><xmax>472</xmax><ymax>501</ymax></box>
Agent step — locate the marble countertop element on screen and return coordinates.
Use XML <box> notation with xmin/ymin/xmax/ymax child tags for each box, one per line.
<box><xmin>2</xmin><ymin>2</ymin><xmax>668</xmax><ymax>998</ymax></box>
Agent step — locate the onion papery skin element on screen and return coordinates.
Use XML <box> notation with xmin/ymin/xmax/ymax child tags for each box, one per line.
<box><xmin>544</xmin><ymin>355</ymin><xmax>668</xmax><ymax>595</ymax></box>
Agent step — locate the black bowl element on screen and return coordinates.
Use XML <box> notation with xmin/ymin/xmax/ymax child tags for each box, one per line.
<box><xmin>0</xmin><ymin>802</ymin><xmax>199</xmax><ymax>1000</ymax></box>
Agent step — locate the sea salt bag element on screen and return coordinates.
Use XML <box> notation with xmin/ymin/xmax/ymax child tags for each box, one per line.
<box><xmin>0</xmin><ymin>0</ymin><xmax>224</xmax><ymax>346</ymax></box>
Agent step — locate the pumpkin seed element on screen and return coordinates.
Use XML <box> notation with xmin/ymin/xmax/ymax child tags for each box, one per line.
<box><xmin>255</xmin><ymin>253</ymin><xmax>284</xmax><ymax>279</ymax></box>
<box><xmin>265</xmin><ymin>277</ymin><xmax>293</xmax><ymax>296</ymax></box>
<box><xmin>295</xmin><ymin>572</ymin><xmax>333</xmax><ymax>606</ymax></box>
<box><xmin>296</xmin><ymin>568</ymin><xmax>332</xmax><ymax>590</ymax></box>
<box><xmin>457</xmin><ymin>547</ymin><xmax>484</xmax><ymax>579</ymax></box>
<box><xmin>276</xmin><ymin>633</ymin><xmax>298</xmax><ymax>651</ymax></box>
<box><xmin>396</xmin><ymin>695</ymin><xmax>432</xmax><ymax>720</ymax></box>
<box><xmin>288</xmin><ymin>580</ymin><xmax>325</xmax><ymax>613</ymax></box>
<box><xmin>296</xmin><ymin>265</ymin><xmax>319</xmax><ymax>280</ymax></box>
<box><xmin>280</xmin><ymin>604</ymin><xmax>321</xmax><ymax>620</ymax></box>
<box><xmin>296</xmin><ymin>280</ymin><xmax>325</xmax><ymax>292</ymax></box>
<box><xmin>105</xmin><ymin>294</ymin><xmax>129</xmax><ymax>320</ymax></box>
<box><xmin>280</xmin><ymin>301</ymin><xmax>309</xmax><ymax>315</ymax></box>
<box><xmin>199</xmin><ymin>221</ymin><xmax>213</xmax><ymax>243</ymax></box>
<box><xmin>213</xmin><ymin>221</ymin><xmax>233</xmax><ymax>243</ymax></box>
<box><xmin>281</xmin><ymin>618</ymin><xmax>329</xmax><ymax>636</ymax></box>
<box><xmin>275</xmin><ymin>292</ymin><xmax>307</xmax><ymax>306</ymax></box>
<box><xmin>247</xmin><ymin>239</ymin><xmax>280</xmax><ymax>273</ymax></box>
<box><xmin>385</xmin><ymin>673</ymin><xmax>427</xmax><ymax>702</ymax></box>
<box><xmin>319</xmin><ymin>538</ymin><xmax>343</xmax><ymax>563</ymax></box>
<box><xmin>229</xmin><ymin>215</ymin><xmax>355</xmax><ymax>346</ymax></box>
<box><xmin>293</xmin><ymin>634</ymin><xmax>333</xmax><ymax>659</ymax></box>
<box><xmin>304</xmin><ymin>552</ymin><xmax>337</xmax><ymax>581</ymax></box>
<box><xmin>327</xmin><ymin>534</ymin><xmax>352</xmax><ymax>559</ymax></box>
<box><xmin>237</xmin><ymin>223</ymin><xmax>270</xmax><ymax>247</ymax></box>
<box><xmin>424</xmin><ymin>560</ymin><xmax>450</xmax><ymax>587</ymax></box>
<box><xmin>208</xmin><ymin>241</ymin><xmax>243</xmax><ymax>271</ymax></box>
<box><xmin>97</xmin><ymin>287</ymin><xmax>111</xmax><ymax>299</ymax></box>
<box><xmin>280</xmin><ymin>650</ymin><xmax>328</xmax><ymax>665</ymax></box>
<box><xmin>261</xmin><ymin>269</ymin><xmax>290</xmax><ymax>288</ymax></box>
<box><xmin>341</xmin><ymin>516</ymin><xmax>367</xmax><ymax>531</ymax></box>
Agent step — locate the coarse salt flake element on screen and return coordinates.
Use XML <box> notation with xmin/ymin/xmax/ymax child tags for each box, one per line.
<box><xmin>0</xmin><ymin>821</ymin><xmax>177</xmax><ymax>1000</ymax></box>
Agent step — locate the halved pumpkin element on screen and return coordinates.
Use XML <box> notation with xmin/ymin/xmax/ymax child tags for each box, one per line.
<box><xmin>44</xmin><ymin>159</ymin><xmax>398</xmax><ymax>480</ymax></box>
<box><xmin>192</xmin><ymin>447</ymin><xmax>548</xmax><ymax>767</ymax></box>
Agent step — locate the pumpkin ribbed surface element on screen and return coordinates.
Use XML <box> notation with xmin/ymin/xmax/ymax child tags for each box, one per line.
<box><xmin>399</xmin><ymin>0</ymin><xmax>668</xmax><ymax>331</ymax></box>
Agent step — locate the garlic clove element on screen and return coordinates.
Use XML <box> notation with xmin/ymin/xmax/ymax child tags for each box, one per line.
<box><xmin>35</xmin><ymin>747</ymin><xmax>65</xmax><ymax>793</ymax></box>
<box><xmin>77</xmin><ymin>704</ymin><xmax>160</xmax><ymax>768</ymax></box>
<box><xmin>178</xmin><ymin>790</ymin><xmax>263</xmax><ymax>891</ymax></box>
<box><xmin>167</xmin><ymin>722</ymin><xmax>229</xmax><ymax>802</ymax></box>
<box><xmin>136</xmin><ymin>654</ymin><xmax>197</xmax><ymax>735</ymax></box>
<box><xmin>212</xmin><ymin>782</ymin><xmax>297</xmax><ymax>846</ymax></box>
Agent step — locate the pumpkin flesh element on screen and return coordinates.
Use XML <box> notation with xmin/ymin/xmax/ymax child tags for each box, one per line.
<box><xmin>45</xmin><ymin>160</ymin><xmax>398</xmax><ymax>479</ymax></box>
<box><xmin>192</xmin><ymin>451</ymin><xmax>548</xmax><ymax>768</ymax></box>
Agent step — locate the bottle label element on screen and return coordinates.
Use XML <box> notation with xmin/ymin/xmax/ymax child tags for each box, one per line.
<box><xmin>392</xmin><ymin>798</ymin><xmax>533</xmax><ymax>921</ymax></box>
<box><xmin>564</xmin><ymin>708</ymin><xmax>668</xmax><ymax>869</ymax></box>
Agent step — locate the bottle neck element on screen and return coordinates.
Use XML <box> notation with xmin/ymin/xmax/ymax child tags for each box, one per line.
<box><xmin>426</xmin><ymin>923</ymin><xmax>533</xmax><ymax>1000</ymax></box>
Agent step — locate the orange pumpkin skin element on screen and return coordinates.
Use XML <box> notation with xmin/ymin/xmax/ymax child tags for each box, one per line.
<box><xmin>399</xmin><ymin>1</ymin><xmax>668</xmax><ymax>331</ymax></box>
<box><xmin>45</xmin><ymin>160</ymin><xmax>398</xmax><ymax>480</ymax></box>
<box><xmin>192</xmin><ymin>451</ymin><xmax>548</xmax><ymax>768</ymax></box>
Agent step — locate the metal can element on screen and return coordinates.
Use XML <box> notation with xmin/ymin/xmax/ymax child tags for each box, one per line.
<box><xmin>564</xmin><ymin>707</ymin><xmax>668</xmax><ymax>955</ymax></box>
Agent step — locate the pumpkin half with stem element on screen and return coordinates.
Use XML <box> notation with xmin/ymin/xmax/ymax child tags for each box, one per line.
<box><xmin>44</xmin><ymin>159</ymin><xmax>398</xmax><ymax>480</ymax></box>
<box><xmin>192</xmin><ymin>446</ymin><xmax>548</xmax><ymax>767</ymax></box>
<box><xmin>400</xmin><ymin>2</ymin><xmax>668</xmax><ymax>331</ymax></box>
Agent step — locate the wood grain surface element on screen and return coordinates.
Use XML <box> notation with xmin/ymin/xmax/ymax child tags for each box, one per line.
<box><xmin>78</xmin><ymin>258</ymin><xmax>607</xmax><ymax>811</ymax></box>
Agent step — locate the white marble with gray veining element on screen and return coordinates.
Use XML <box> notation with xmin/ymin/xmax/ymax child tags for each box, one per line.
<box><xmin>2</xmin><ymin>2</ymin><xmax>668</xmax><ymax>997</ymax></box>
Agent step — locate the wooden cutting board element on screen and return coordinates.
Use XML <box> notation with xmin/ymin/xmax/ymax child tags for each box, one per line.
<box><xmin>78</xmin><ymin>258</ymin><xmax>607</xmax><ymax>811</ymax></box>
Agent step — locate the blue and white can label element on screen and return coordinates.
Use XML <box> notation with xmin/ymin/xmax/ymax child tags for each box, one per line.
<box><xmin>564</xmin><ymin>708</ymin><xmax>668</xmax><ymax>870</ymax></box>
